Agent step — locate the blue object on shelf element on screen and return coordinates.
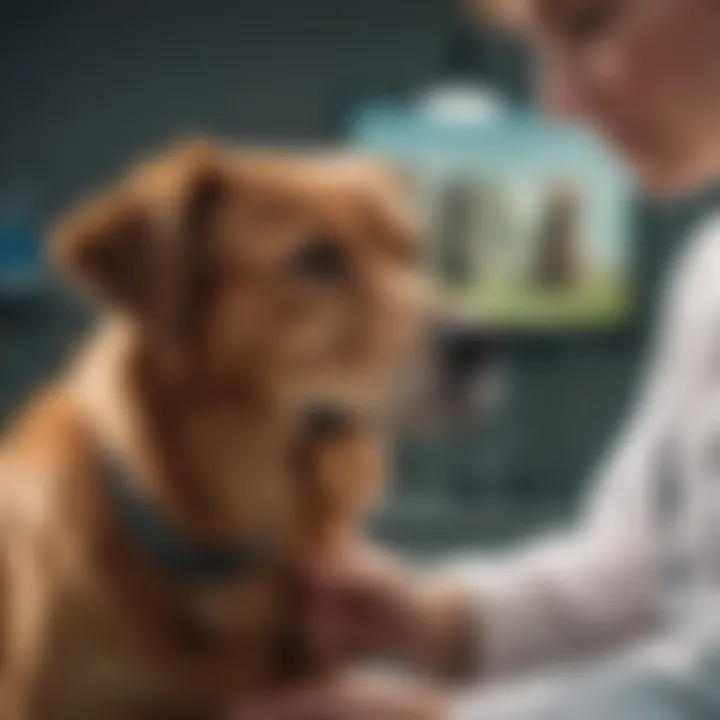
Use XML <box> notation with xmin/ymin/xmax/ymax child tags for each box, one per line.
<box><xmin>0</xmin><ymin>216</ymin><xmax>43</xmax><ymax>294</ymax></box>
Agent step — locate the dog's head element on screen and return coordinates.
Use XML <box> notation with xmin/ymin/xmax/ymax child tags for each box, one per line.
<box><xmin>53</xmin><ymin>142</ymin><xmax>431</xmax><ymax>419</ymax></box>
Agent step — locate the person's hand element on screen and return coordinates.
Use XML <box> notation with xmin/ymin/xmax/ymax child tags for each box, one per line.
<box><xmin>229</xmin><ymin>671</ymin><xmax>447</xmax><ymax>720</ymax></box>
<box><xmin>298</xmin><ymin>545</ymin><xmax>479</xmax><ymax>680</ymax></box>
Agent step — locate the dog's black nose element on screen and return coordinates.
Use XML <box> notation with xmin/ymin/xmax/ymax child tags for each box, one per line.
<box><xmin>303</xmin><ymin>404</ymin><xmax>360</xmax><ymax>438</ymax></box>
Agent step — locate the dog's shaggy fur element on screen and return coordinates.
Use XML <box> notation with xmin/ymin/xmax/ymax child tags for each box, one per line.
<box><xmin>0</xmin><ymin>143</ymin><xmax>429</xmax><ymax>719</ymax></box>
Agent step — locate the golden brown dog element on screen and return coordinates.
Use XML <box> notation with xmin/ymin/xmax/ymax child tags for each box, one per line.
<box><xmin>0</xmin><ymin>142</ymin><xmax>430</xmax><ymax>719</ymax></box>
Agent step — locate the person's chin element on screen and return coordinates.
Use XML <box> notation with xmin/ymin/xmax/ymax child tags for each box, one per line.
<box><xmin>634</xmin><ymin>155</ymin><xmax>720</xmax><ymax>200</ymax></box>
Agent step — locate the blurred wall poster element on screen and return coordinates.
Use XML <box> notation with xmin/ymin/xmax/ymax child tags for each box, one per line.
<box><xmin>348</xmin><ymin>102</ymin><xmax>634</xmax><ymax>331</ymax></box>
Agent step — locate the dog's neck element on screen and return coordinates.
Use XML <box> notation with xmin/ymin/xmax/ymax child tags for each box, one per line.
<box><xmin>71</xmin><ymin>320</ymin><xmax>300</xmax><ymax>546</ymax></box>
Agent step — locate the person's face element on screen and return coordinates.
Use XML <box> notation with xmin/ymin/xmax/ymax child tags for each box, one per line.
<box><xmin>524</xmin><ymin>0</ymin><xmax>720</xmax><ymax>195</ymax></box>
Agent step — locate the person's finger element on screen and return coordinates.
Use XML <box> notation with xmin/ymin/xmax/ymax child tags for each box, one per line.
<box><xmin>294</xmin><ymin>544</ymin><xmax>429</xmax><ymax>663</ymax></box>
<box><xmin>294</xmin><ymin>547</ymin><xmax>394</xmax><ymax>656</ymax></box>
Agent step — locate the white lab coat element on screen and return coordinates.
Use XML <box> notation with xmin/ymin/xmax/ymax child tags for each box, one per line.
<box><xmin>448</xmin><ymin>215</ymin><xmax>720</xmax><ymax>678</ymax></box>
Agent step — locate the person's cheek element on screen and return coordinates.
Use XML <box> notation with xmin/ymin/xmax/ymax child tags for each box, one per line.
<box><xmin>589</xmin><ymin>30</ymin><xmax>676</xmax><ymax>161</ymax></box>
<box><xmin>619</xmin><ymin>8</ymin><xmax>707</xmax><ymax>155</ymax></box>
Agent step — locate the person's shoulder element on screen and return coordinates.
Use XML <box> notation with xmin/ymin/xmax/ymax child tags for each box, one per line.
<box><xmin>676</xmin><ymin>214</ymin><xmax>720</xmax><ymax>284</ymax></box>
<box><xmin>666</xmin><ymin>213</ymin><xmax>720</xmax><ymax>312</ymax></box>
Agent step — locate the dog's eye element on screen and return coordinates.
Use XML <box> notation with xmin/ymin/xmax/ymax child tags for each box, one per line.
<box><xmin>289</xmin><ymin>238</ymin><xmax>348</xmax><ymax>282</ymax></box>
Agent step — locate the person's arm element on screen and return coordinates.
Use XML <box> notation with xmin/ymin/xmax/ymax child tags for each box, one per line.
<box><xmin>436</xmin><ymin>218</ymin><xmax>720</xmax><ymax>679</ymax></box>
<box><xmin>386</xmin><ymin>370</ymin><xmax>677</xmax><ymax>683</ymax></box>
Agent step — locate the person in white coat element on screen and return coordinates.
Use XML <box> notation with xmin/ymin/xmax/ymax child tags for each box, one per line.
<box><xmin>230</xmin><ymin>1</ymin><xmax>720</xmax><ymax>717</ymax></box>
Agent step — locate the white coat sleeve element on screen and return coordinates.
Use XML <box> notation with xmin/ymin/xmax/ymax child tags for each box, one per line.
<box><xmin>445</xmin><ymin>219</ymin><xmax>720</xmax><ymax>677</ymax></box>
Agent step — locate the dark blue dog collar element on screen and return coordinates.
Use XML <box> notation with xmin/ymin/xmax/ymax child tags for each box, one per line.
<box><xmin>98</xmin><ymin>450</ymin><xmax>272</xmax><ymax>586</ymax></box>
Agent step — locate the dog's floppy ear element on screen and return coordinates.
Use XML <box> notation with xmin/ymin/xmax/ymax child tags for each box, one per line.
<box><xmin>52</xmin><ymin>143</ymin><xmax>228</xmax><ymax>322</ymax></box>
<box><xmin>52</xmin><ymin>190</ymin><xmax>153</xmax><ymax>313</ymax></box>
